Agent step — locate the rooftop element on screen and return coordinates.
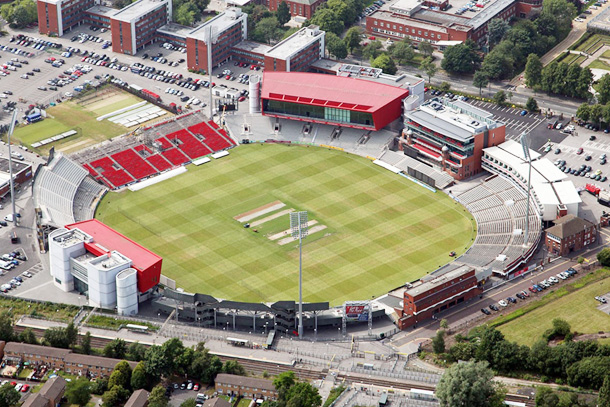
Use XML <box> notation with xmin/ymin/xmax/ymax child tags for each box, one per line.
<box><xmin>51</xmin><ymin>229</ymin><xmax>92</xmax><ymax>248</ymax></box>
<box><xmin>232</xmin><ymin>40</ymin><xmax>272</xmax><ymax>55</ymax></box>
<box><xmin>65</xmin><ymin>219</ymin><xmax>162</xmax><ymax>272</ymax></box>
<box><xmin>407</xmin><ymin>98</ymin><xmax>502</xmax><ymax>142</ymax></box>
<box><xmin>88</xmin><ymin>251</ymin><xmax>132</xmax><ymax>270</ymax></box>
<box><xmin>547</xmin><ymin>214</ymin><xmax>595</xmax><ymax>239</ymax></box>
<box><xmin>265</xmin><ymin>25</ymin><xmax>324</xmax><ymax>60</ymax></box>
<box><xmin>368</xmin><ymin>10</ymin><xmax>449</xmax><ymax>33</ymax></box>
<box><xmin>4</xmin><ymin>342</ymin><xmax>71</xmax><ymax>359</ymax></box>
<box><xmin>0</xmin><ymin>156</ymin><xmax>31</xmax><ymax>175</ymax></box>
<box><xmin>21</xmin><ymin>394</ymin><xmax>50</xmax><ymax>407</ymax></box>
<box><xmin>262</xmin><ymin>71</ymin><xmax>410</xmax><ymax>112</ymax></box>
<box><xmin>112</xmin><ymin>0</ymin><xmax>169</xmax><ymax>23</ymax></box>
<box><xmin>86</xmin><ymin>5</ymin><xmax>117</xmax><ymax>17</ymax></box>
<box><xmin>187</xmin><ymin>8</ymin><xmax>245</xmax><ymax>41</ymax></box>
<box><xmin>39</xmin><ymin>376</ymin><xmax>66</xmax><ymax>403</ymax></box>
<box><xmin>406</xmin><ymin>265</ymin><xmax>473</xmax><ymax>297</ymax></box>
<box><xmin>125</xmin><ymin>390</ymin><xmax>150</xmax><ymax>407</ymax></box>
<box><xmin>157</xmin><ymin>22</ymin><xmax>193</xmax><ymax>38</ymax></box>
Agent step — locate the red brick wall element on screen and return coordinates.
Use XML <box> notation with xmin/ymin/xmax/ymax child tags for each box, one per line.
<box><xmin>268</xmin><ymin>0</ymin><xmax>323</xmax><ymax>18</ymax></box>
<box><xmin>38</xmin><ymin>1</ymin><xmax>59</xmax><ymax>36</ymax></box>
<box><xmin>186</xmin><ymin>37</ymin><xmax>208</xmax><ymax>71</ymax></box>
<box><xmin>264</xmin><ymin>56</ymin><xmax>287</xmax><ymax>71</ymax></box>
<box><xmin>111</xmin><ymin>20</ymin><xmax>134</xmax><ymax>54</ymax></box>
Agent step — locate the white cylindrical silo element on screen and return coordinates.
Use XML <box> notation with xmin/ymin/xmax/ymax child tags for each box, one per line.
<box><xmin>49</xmin><ymin>228</ymin><xmax>85</xmax><ymax>292</ymax></box>
<box><xmin>116</xmin><ymin>268</ymin><xmax>138</xmax><ymax>316</ymax></box>
<box><xmin>249</xmin><ymin>74</ymin><xmax>261</xmax><ymax>114</ymax></box>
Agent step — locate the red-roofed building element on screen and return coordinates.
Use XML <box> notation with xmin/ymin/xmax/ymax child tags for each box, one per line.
<box><xmin>261</xmin><ymin>72</ymin><xmax>410</xmax><ymax>131</ymax></box>
<box><xmin>48</xmin><ymin>219</ymin><xmax>162</xmax><ymax>315</ymax></box>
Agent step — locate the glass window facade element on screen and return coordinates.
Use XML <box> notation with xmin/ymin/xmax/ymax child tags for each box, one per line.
<box><xmin>263</xmin><ymin>99</ymin><xmax>373</xmax><ymax>127</ymax></box>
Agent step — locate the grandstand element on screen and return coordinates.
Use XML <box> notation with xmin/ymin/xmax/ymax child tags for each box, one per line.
<box><xmin>73</xmin><ymin>112</ymin><xmax>237</xmax><ymax>189</ymax></box>
<box><xmin>447</xmin><ymin>174</ymin><xmax>541</xmax><ymax>275</ymax></box>
<box><xmin>33</xmin><ymin>151</ymin><xmax>107</xmax><ymax>227</ymax></box>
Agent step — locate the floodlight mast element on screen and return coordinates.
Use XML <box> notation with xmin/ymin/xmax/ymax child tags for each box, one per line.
<box><xmin>205</xmin><ymin>26</ymin><xmax>218</xmax><ymax>120</ymax></box>
<box><xmin>290</xmin><ymin>211</ymin><xmax>308</xmax><ymax>338</ymax></box>
<box><xmin>520</xmin><ymin>132</ymin><xmax>531</xmax><ymax>248</ymax></box>
<box><xmin>7</xmin><ymin>110</ymin><xmax>17</xmax><ymax>226</ymax></box>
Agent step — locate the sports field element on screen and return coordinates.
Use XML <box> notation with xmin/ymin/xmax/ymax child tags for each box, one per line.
<box><xmin>96</xmin><ymin>144</ymin><xmax>476</xmax><ymax>304</ymax></box>
<box><xmin>13</xmin><ymin>88</ymin><xmax>171</xmax><ymax>154</ymax></box>
<box><xmin>497</xmin><ymin>270</ymin><xmax>610</xmax><ymax>346</ymax></box>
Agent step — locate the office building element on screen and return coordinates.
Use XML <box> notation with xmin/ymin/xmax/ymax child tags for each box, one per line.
<box><xmin>37</xmin><ymin>0</ymin><xmax>94</xmax><ymax>36</ymax></box>
<box><xmin>401</xmin><ymin>97</ymin><xmax>506</xmax><ymax>180</ymax></box>
<box><xmin>267</xmin><ymin>0</ymin><xmax>325</xmax><ymax>19</ymax></box>
<box><xmin>545</xmin><ymin>214</ymin><xmax>597</xmax><ymax>256</ymax></box>
<box><xmin>110</xmin><ymin>0</ymin><xmax>172</xmax><ymax>55</ymax></box>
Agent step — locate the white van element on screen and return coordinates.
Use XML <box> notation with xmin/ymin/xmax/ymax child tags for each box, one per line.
<box><xmin>11</xmin><ymin>151</ymin><xmax>23</xmax><ymax>160</ymax></box>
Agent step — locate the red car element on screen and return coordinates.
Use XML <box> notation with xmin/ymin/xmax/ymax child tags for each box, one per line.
<box><xmin>520</xmin><ymin>290</ymin><xmax>529</xmax><ymax>298</ymax></box>
<box><xmin>577</xmin><ymin>147</ymin><xmax>583</xmax><ymax>155</ymax></box>
<box><xmin>226</xmin><ymin>75</ymin><xmax>231</xmax><ymax>80</ymax></box>
<box><xmin>10</xmin><ymin>382</ymin><xmax>16</xmax><ymax>386</ymax></box>
<box><xmin>528</xmin><ymin>286</ymin><xmax>536</xmax><ymax>293</ymax></box>
<box><xmin>21</xmin><ymin>384</ymin><xmax>29</xmax><ymax>392</ymax></box>
<box><xmin>193</xmin><ymin>384</ymin><xmax>200</xmax><ymax>391</ymax></box>
<box><xmin>238</xmin><ymin>96</ymin><xmax>246</xmax><ymax>102</ymax></box>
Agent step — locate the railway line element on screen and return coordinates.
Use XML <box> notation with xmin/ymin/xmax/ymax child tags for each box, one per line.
<box><xmin>14</xmin><ymin>324</ymin><xmax>534</xmax><ymax>406</ymax></box>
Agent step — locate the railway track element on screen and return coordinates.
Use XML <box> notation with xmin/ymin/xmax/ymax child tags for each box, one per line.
<box><xmin>13</xmin><ymin>325</ymin><xmax>534</xmax><ymax>405</ymax></box>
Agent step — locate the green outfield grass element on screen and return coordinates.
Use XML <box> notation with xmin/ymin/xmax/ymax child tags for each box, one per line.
<box><xmin>498</xmin><ymin>273</ymin><xmax>610</xmax><ymax>346</ymax></box>
<box><xmin>96</xmin><ymin>144</ymin><xmax>476</xmax><ymax>304</ymax></box>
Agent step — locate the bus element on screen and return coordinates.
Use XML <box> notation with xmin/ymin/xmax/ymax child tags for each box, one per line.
<box><xmin>125</xmin><ymin>324</ymin><xmax>149</xmax><ymax>334</ymax></box>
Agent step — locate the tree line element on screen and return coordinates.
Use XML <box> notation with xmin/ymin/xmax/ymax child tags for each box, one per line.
<box><xmin>1</xmin><ymin>0</ymin><xmax>37</xmax><ymax>29</ymax></box>
<box><xmin>524</xmin><ymin>54</ymin><xmax>593</xmax><ymax>99</ymax></box>
<box><xmin>433</xmin><ymin>321</ymin><xmax>610</xmax><ymax>392</ymax></box>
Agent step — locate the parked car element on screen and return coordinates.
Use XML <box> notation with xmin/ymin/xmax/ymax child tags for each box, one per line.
<box><xmin>498</xmin><ymin>300</ymin><xmax>508</xmax><ymax>307</ymax></box>
<box><xmin>481</xmin><ymin>308</ymin><xmax>491</xmax><ymax>315</ymax></box>
<box><xmin>489</xmin><ymin>304</ymin><xmax>499</xmax><ymax>311</ymax></box>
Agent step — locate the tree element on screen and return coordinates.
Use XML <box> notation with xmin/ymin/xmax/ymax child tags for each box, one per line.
<box><xmin>492</xmin><ymin>90</ymin><xmax>507</xmax><ymax>105</ymax></box>
<box><xmin>0</xmin><ymin>383</ymin><xmax>20</xmax><ymax>407</ymax></box>
<box><xmin>389</xmin><ymin>39</ymin><xmax>415</xmax><ymax>65</ymax></box>
<box><xmin>371</xmin><ymin>54</ymin><xmax>397</xmax><ymax>75</ymax></box>
<box><xmin>439</xmin><ymin>319</ymin><xmax>449</xmax><ymax>329</ymax></box>
<box><xmin>526</xmin><ymin>97</ymin><xmax>538</xmax><ymax>112</ymax></box>
<box><xmin>577</xmin><ymin>67</ymin><xmax>593</xmax><ymax>98</ymax></box>
<box><xmin>104</xmin><ymin>338</ymin><xmax>127</xmax><ymax>359</ymax></box>
<box><xmin>436</xmin><ymin>361</ymin><xmax>506</xmax><ymax>407</ymax></box>
<box><xmin>223</xmin><ymin>360</ymin><xmax>246</xmax><ymax>376</ymax></box>
<box><xmin>362</xmin><ymin>40</ymin><xmax>383</xmax><ymax>61</ymax></box>
<box><xmin>66</xmin><ymin>379</ymin><xmax>91</xmax><ymax>407</ymax></box>
<box><xmin>90</xmin><ymin>378</ymin><xmax>108</xmax><ymax>396</ymax></box>
<box><xmin>0</xmin><ymin>312</ymin><xmax>13</xmax><ymax>342</ymax></box>
<box><xmin>567</xmin><ymin>356</ymin><xmax>610</xmax><ymax>388</ymax></box>
<box><xmin>576</xmin><ymin>103</ymin><xmax>591</xmax><ymax>123</ymax></box>
<box><xmin>343</xmin><ymin>27</ymin><xmax>362</xmax><ymax>54</ymax></box>
<box><xmin>174</xmin><ymin>3</ymin><xmax>196</xmax><ymax>26</ymax></box>
<box><xmin>447</xmin><ymin>342</ymin><xmax>477</xmax><ymax>363</ymax></box>
<box><xmin>276</xmin><ymin>1</ymin><xmax>290</xmax><ymax>25</ymax></box>
<box><xmin>66</xmin><ymin>322</ymin><xmax>78</xmax><ymax>348</ymax></box>
<box><xmin>441</xmin><ymin>41</ymin><xmax>480</xmax><ymax>74</ymax></box>
<box><xmin>81</xmin><ymin>331</ymin><xmax>91</xmax><ymax>355</ymax></box>
<box><xmin>18</xmin><ymin>327</ymin><xmax>37</xmax><ymax>344</ymax></box>
<box><xmin>148</xmin><ymin>385</ymin><xmax>169</xmax><ymax>407</ymax></box>
<box><xmin>599</xmin><ymin>375</ymin><xmax>610</xmax><ymax>407</ymax></box>
<box><xmin>524</xmin><ymin>54</ymin><xmax>543</xmax><ymax>89</ymax></box>
<box><xmin>418</xmin><ymin>42</ymin><xmax>434</xmax><ymax>57</ymax></box>
<box><xmin>189</xmin><ymin>348</ymin><xmax>222</xmax><ymax>384</ymax></box>
<box><xmin>254</xmin><ymin>17</ymin><xmax>280</xmax><ymax>44</ymax></box>
<box><xmin>309</xmin><ymin>8</ymin><xmax>343</xmax><ymax>35</ymax></box>
<box><xmin>181</xmin><ymin>399</ymin><xmax>198</xmax><ymax>407</ymax></box>
<box><xmin>127</xmin><ymin>342</ymin><xmax>146</xmax><ymax>361</ymax></box>
<box><xmin>487</xmin><ymin>18</ymin><xmax>510</xmax><ymax>47</ymax></box>
<box><xmin>274</xmin><ymin>371</ymin><xmax>296</xmax><ymax>402</ymax></box>
<box><xmin>432</xmin><ymin>330</ymin><xmax>446</xmax><ymax>354</ymax></box>
<box><xmin>131</xmin><ymin>362</ymin><xmax>148</xmax><ymax>390</ymax></box>
<box><xmin>535</xmin><ymin>387</ymin><xmax>559</xmax><ymax>407</ymax></box>
<box><xmin>325</xmin><ymin>33</ymin><xmax>348</xmax><ymax>60</ymax></box>
<box><xmin>481</xmin><ymin>42</ymin><xmax>514</xmax><ymax>79</ymax></box>
<box><xmin>1</xmin><ymin>0</ymin><xmax>36</xmax><ymax>28</ymax></box>
<box><xmin>440</xmin><ymin>82</ymin><xmax>451</xmax><ymax>92</ymax></box>
<box><xmin>44</xmin><ymin>327</ymin><xmax>71</xmax><ymax>349</ymax></box>
<box><xmin>102</xmin><ymin>385</ymin><xmax>129</xmax><ymax>407</ymax></box>
<box><xmin>108</xmin><ymin>361</ymin><xmax>132</xmax><ymax>390</ymax></box>
<box><xmin>591</xmin><ymin>104</ymin><xmax>603</xmax><ymax>127</ymax></box>
<box><xmin>285</xmin><ymin>382</ymin><xmax>322</xmax><ymax>407</ymax></box>
<box><xmin>473</xmin><ymin>71</ymin><xmax>489</xmax><ymax>96</ymax></box>
<box><xmin>420</xmin><ymin>57</ymin><xmax>437</xmax><ymax>84</ymax></box>
<box><xmin>539</xmin><ymin>0</ymin><xmax>577</xmax><ymax>40</ymax></box>
<box><xmin>598</xmin><ymin>74</ymin><xmax>610</xmax><ymax>105</ymax></box>
<box><xmin>551</xmin><ymin>318</ymin><xmax>571</xmax><ymax>338</ymax></box>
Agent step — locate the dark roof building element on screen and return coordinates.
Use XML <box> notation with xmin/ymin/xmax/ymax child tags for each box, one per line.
<box><xmin>215</xmin><ymin>374</ymin><xmax>277</xmax><ymax>400</ymax></box>
<box><xmin>125</xmin><ymin>389</ymin><xmax>150</xmax><ymax>407</ymax></box>
<box><xmin>21</xmin><ymin>394</ymin><xmax>52</xmax><ymax>407</ymax></box>
<box><xmin>39</xmin><ymin>376</ymin><xmax>67</xmax><ymax>404</ymax></box>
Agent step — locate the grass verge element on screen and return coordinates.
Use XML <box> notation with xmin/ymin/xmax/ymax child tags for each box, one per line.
<box><xmin>84</xmin><ymin>315</ymin><xmax>159</xmax><ymax>331</ymax></box>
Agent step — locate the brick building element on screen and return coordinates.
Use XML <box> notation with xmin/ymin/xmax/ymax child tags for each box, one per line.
<box><xmin>37</xmin><ymin>0</ymin><xmax>94</xmax><ymax>36</ymax></box>
<box><xmin>215</xmin><ymin>374</ymin><xmax>278</xmax><ymax>400</ymax></box>
<box><xmin>263</xmin><ymin>25</ymin><xmax>324</xmax><ymax>72</ymax></box>
<box><xmin>365</xmin><ymin>0</ymin><xmax>542</xmax><ymax>49</ymax></box>
<box><xmin>401</xmin><ymin>98</ymin><xmax>505</xmax><ymax>180</ymax></box>
<box><xmin>110</xmin><ymin>0</ymin><xmax>172</xmax><ymax>55</ymax></box>
<box><xmin>1</xmin><ymin>342</ymin><xmax>137</xmax><ymax>378</ymax></box>
<box><xmin>186</xmin><ymin>7</ymin><xmax>248</xmax><ymax>72</ymax></box>
<box><xmin>267</xmin><ymin>0</ymin><xmax>325</xmax><ymax>19</ymax></box>
<box><xmin>545</xmin><ymin>214</ymin><xmax>597</xmax><ymax>257</ymax></box>
<box><xmin>21</xmin><ymin>377</ymin><xmax>66</xmax><ymax>407</ymax></box>
<box><xmin>125</xmin><ymin>389</ymin><xmax>150</xmax><ymax>407</ymax></box>
<box><xmin>397</xmin><ymin>265</ymin><xmax>485</xmax><ymax>329</ymax></box>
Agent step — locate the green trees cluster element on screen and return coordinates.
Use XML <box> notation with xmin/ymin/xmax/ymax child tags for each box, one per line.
<box><xmin>526</xmin><ymin>57</ymin><xmax>593</xmax><ymax>99</ymax></box>
<box><xmin>0</xmin><ymin>383</ymin><xmax>20</xmax><ymax>407</ymax></box>
<box><xmin>478</xmin><ymin>0</ymin><xmax>577</xmax><ymax>81</ymax></box>
<box><xmin>441</xmin><ymin>40</ymin><xmax>481</xmax><ymax>74</ymax></box>
<box><xmin>598</xmin><ymin>247</ymin><xmax>610</xmax><ymax>267</ymax></box>
<box><xmin>436</xmin><ymin>361</ymin><xmax>505</xmax><ymax>407</ymax></box>
<box><xmin>262</xmin><ymin>372</ymin><xmax>321</xmax><ymax>407</ymax></box>
<box><xmin>307</xmin><ymin>0</ymin><xmax>365</xmax><ymax>36</ymax></box>
<box><xmin>444</xmin><ymin>324</ymin><xmax>610</xmax><ymax>390</ymax></box>
<box><xmin>242</xmin><ymin>4</ymin><xmax>298</xmax><ymax>44</ymax></box>
<box><xmin>173</xmin><ymin>0</ymin><xmax>211</xmax><ymax>26</ymax></box>
<box><xmin>43</xmin><ymin>322</ymin><xmax>78</xmax><ymax>349</ymax></box>
<box><xmin>0</xmin><ymin>0</ymin><xmax>36</xmax><ymax>29</ymax></box>
<box><xmin>535</xmin><ymin>387</ymin><xmax>592</xmax><ymax>407</ymax></box>
<box><xmin>575</xmin><ymin>102</ymin><xmax>610</xmax><ymax>128</ymax></box>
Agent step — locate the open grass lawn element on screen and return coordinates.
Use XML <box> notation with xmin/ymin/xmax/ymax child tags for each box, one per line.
<box><xmin>602</xmin><ymin>49</ymin><xmax>610</xmax><ymax>59</ymax></box>
<box><xmin>498</xmin><ymin>275</ymin><xmax>610</xmax><ymax>346</ymax></box>
<box><xmin>574</xmin><ymin>33</ymin><xmax>610</xmax><ymax>53</ymax></box>
<box><xmin>96</xmin><ymin>144</ymin><xmax>475</xmax><ymax>304</ymax></box>
<box><xmin>588</xmin><ymin>58</ymin><xmax>610</xmax><ymax>72</ymax></box>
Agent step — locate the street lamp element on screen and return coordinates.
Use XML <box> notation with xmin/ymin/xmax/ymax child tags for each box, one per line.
<box><xmin>290</xmin><ymin>211</ymin><xmax>308</xmax><ymax>339</ymax></box>
<box><xmin>520</xmin><ymin>132</ymin><xmax>532</xmax><ymax>249</ymax></box>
